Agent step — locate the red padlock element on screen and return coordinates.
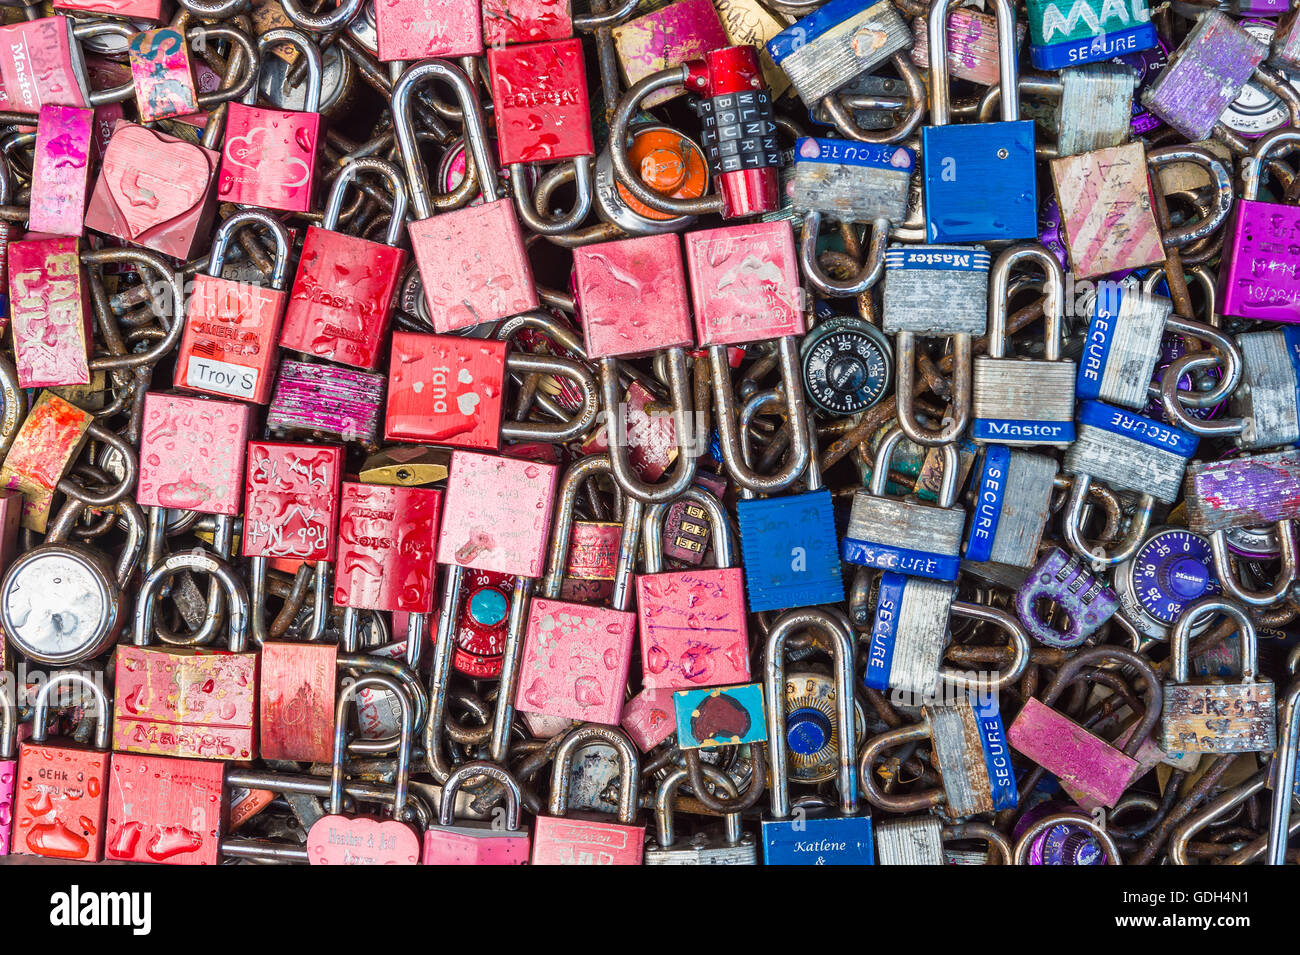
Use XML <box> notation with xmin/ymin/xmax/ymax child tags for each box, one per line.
<box><xmin>392</xmin><ymin>60</ymin><xmax>538</xmax><ymax>334</ymax></box>
<box><xmin>0</xmin><ymin>16</ymin><xmax>133</xmax><ymax>115</ymax></box>
<box><xmin>136</xmin><ymin>392</ymin><xmax>254</xmax><ymax>517</ymax></box>
<box><xmin>218</xmin><ymin>29</ymin><xmax>322</xmax><ymax>213</ymax></box>
<box><xmin>175</xmin><ymin>210</ymin><xmax>291</xmax><ymax>405</ymax></box>
<box><xmin>482</xmin><ymin>0</ymin><xmax>574</xmax><ymax>46</ymax></box>
<box><xmin>29</xmin><ymin>104</ymin><xmax>95</xmax><ymax>237</ymax></box>
<box><xmin>385</xmin><ymin>332</ymin><xmax>508</xmax><ymax>450</ymax></box>
<box><xmin>375</xmin><ymin>0</ymin><xmax>484</xmax><ymax>61</ymax></box>
<box><xmin>104</xmin><ymin>754</ymin><xmax>226</xmax><ymax>865</ymax></box>
<box><xmin>281</xmin><ymin>158</ymin><xmax>409</xmax><ymax>371</ymax></box>
<box><xmin>333</xmin><ymin>481</ymin><xmax>443</xmax><ymax>615</ymax></box>
<box><xmin>243</xmin><ymin>441</ymin><xmax>344</xmax><ymax>565</ymax></box>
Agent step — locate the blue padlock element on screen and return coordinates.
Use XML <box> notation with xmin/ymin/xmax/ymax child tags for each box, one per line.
<box><xmin>922</xmin><ymin>0</ymin><xmax>1037</xmax><ymax>242</ymax></box>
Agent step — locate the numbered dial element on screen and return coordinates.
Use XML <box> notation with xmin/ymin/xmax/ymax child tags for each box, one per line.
<box><xmin>453</xmin><ymin>570</ymin><xmax>514</xmax><ymax>678</ymax></box>
<box><xmin>782</xmin><ymin>670</ymin><xmax>865</xmax><ymax>783</ymax></box>
<box><xmin>801</xmin><ymin>317</ymin><xmax>892</xmax><ymax>416</ymax></box>
<box><xmin>1116</xmin><ymin>527</ymin><xmax>1220</xmax><ymax>638</ymax></box>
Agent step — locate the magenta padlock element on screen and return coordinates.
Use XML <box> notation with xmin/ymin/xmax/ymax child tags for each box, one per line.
<box><xmin>266</xmin><ymin>359</ymin><xmax>387</xmax><ymax>446</ymax></box>
<box><xmin>393</xmin><ymin>62</ymin><xmax>539</xmax><ymax>334</ymax></box>
<box><xmin>218</xmin><ymin>29</ymin><xmax>321</xmax><ymax>214</ymax></box>
<box><xmin>0</xmin><ymin>685</ymin><xmax>14</xmax><ymax>857</ymax></box>
<box><xmin>376</xmin><ymin>0</ymin><xmax>484</xmax><ymax>61</ymax></box>
<box><xmin>1009</xmin><ymin>647</ymin><xmax>1162</xmax><ymax>809</ymax></box>
<box><xmin>0</xmin><ymin>16</ymin><xmax>132</xmax><ymax>115</ymax></box>
<box><xmin>1218</xmin><ymin>128</ymin><xmax>1300</xmax><ymax>322</ymax></box>
<box><xmin>29</xmin><ymin>104</ymin><xmax>94</xmax><ymax>237</ymax></box>
<box><xmin>611</xmin><ymin>0</ymin><xmax>729</xmax><ymax>108</ymax></box>
<box><xmin>7</xmin><ymin>236</ymin><xmax>92</xmax><ymax>389</ymax></box>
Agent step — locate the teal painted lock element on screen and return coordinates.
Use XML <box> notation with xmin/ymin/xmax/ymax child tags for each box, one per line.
<box><xmin>922</xmin><ymin>0</ymin><xmax>1037</xmax><ymax>243</ymax></box>
<box><xmin>734</xmin><ymin>391</ymin><xmax>845</xmax><ymax>614</ymax></box>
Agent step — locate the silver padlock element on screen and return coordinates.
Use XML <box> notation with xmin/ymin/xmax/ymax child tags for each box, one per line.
<box><xmin>643</xmin><ymin>765</ymin><xmax>757</xmax><ymax>865</ymax></box>
<box><xmin>875</xmin><ymin>814</ymin><xmax>945</xmax><ymax>865</ymax></box>
<box><xmin>1062</xmin><ymin>400</ymin><xmax>1199</xmax><ymax>504</ymax></box>
<box><xmin>962</xmin><ymin>446</ymin><xmax>1059</xmax><ymax>569</ymax></box>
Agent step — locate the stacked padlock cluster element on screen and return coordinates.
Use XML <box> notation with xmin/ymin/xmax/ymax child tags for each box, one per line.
<box><xmin>0</xmin><ymin>0</ymin><xmax>1298</xmax><ymax>868</ymax></box>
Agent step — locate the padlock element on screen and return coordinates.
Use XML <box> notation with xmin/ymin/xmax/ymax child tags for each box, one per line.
<box><xmin>267</xmin><ymin>359</ymin><xmax>387</xmax><ymax>446</ymax></box>
<box><xmin>482</xmin><ymin>0</ymin><xmax>575</xmax><ymax>47</ymax></box>
<box><xmin>612</xmin><ymin>0</ymin><xmax>729</xmax><ymax>110</ymax></box>
<box><xmin>1015</xmin><ymin>547</ymin><xmax>1120</xmax><ymax>648</ymax></box>
<box><xmin>114</xmin><ymin>551</ymin><xmax>257</xmax><ymax>761</ymax></box>
<box><xmin>0</xmin><ymin>495</ymin><xmax>143</xmax><ymax>666</ymax></box>
<box><xmin>12</xmin><ymin>673</ymin><xmax>111</xmax><ymax>862</ymax></box>
<box><xmin>609</xmin><ymin>45</ymin><xmax>781</xmax><ymax>220</ymax></box>
<box><xmin>84</xmin><ymin>119</ymin><xmax>221</xmax><ymax>260</ymax></box>
<box><xmin>392</xmin><ymin>61</ymin><xmax>539</xmax><ymax>334</ymax></box>
<box><xmin>963</xmin><ymin>446</ymin><xmax>1058</xmax><ymax>569</ymax></box>
<box><xmin>800</xmin><ymin>311</ymin><xmax>892</xmax><ymax>417</ymax></box>
<box><xmin>1141</xmin><ymin>10</ymin><xmax>1268</xmax><ymax>141</ymax></box>
<box><xmin>385</xmin><ymin>333</ymin><xmax>508</xmax><ymax>449</ymax></box>
<box><xmin>104</xmin><ymin>753</ymin><xmax>226</xmax><ymax>865</ymax></box>
<box><xmin>55</xmin><ymin>0</ymin><xmax>166</xmax><ymax>18</ymax></box>
<box><xmin>532</xmin><ymin>724</ymin><xmax>645</xmax><ymax>865</ymax></box>
<box><xmin>592</xmin><ymin>123</ymin><xmax>711</xmax><ymax>236</ymax></box>
<box><xmin>766</xmin><ymin>0</ymin><xmax>910</xmax><ymax>105</ymax></box>
<box><xmin>1063</xmin><ymin>400</ymin><xmax>1199</xmax><ymax>504</ymax></box>
<box><xmin>258</xmin><ymin>640</ymin><xmax>338</xmax><ymax>764</ymax></box>
<box><xmin>306</xmin><ymin>673</ymin><xmax>421</xmax><ymax>864</ymax></box>
<box><xmin>1218</xmin><ymin>129</ymin><xmax>1300</xmax><ymax>323</ymax></box>
<box><xmin>128</xmin><ymin>27</ymin><xmax>199</xmax><ymax>123</ymax></box>
<box><xmin>449</xmin><ymin>569</ymin><xmax>514</xmax><ymax>678</ymax></box>
<box><xmin>1113</xmin><ymin>526</ymin><xmax>1220</xmax><ymax>640</ymax></box>
<box><xmin>422</xmin><ymin>761</ymin><xmax>530</xmax><ymax>865</ymax></box>
<box><xmin>1162</xmin><ymin>599</ymin><xmax>1277</xmax><ymax>754</ymax></box>
<box><xmin>218</xmin><ymin>29</ymin><xmax>322</xmax><ymax>213</ymax></box>
<box><xmin>1049</xmin><ymin>64</ymin><xmax>1139</xmax><ymax>159</ymax></box>
<box><xmin>175</xmin><ymin>211</ymin><xmax>290</xmax><ymax>405</ymax></box>
<box><xmin>0</xmin><ymin>683</ymin><xmax>15</xmax><ymax>856</ymax></box>
<box><xmin>862</xmin><ymin>572</ymin><xmax>956</xmax><ymax>699</ymax></box>
<box><xmin>637</xmin><ymin>487</ymin><xmax>749</xmax><ymax>690</ymax></box>
<box><xmin>333</xmin><ymin>481</ymin><xmax>442</xmax><ymax>616</ymax></box>
<box><xmin>685</xmin><ymin>220</ymin><xmax>803</xmax><ymax>348</ymax></box>
<box><xmin>911</xmin><ymin>6</ymin><xmax>1024</xmax><ymax>86</ymax></box>
<box><xmin>0</xmin><ymin>16</ymin><xmax>133</xmax><ymax>115</ymax></box>
<box><xmin>515</xmin><ymin>456</ymin><xmax>639</xmax><ymax>726</ymax></box>
<box><xmin>863</xmin><ymin>687</ymin><xmax>1019</xmax><ymax>818</ymax></box>
<box><xmin>972</xmin><ymin>243</ymin><xmax>1075</xmax><ymax>446</ymax></box>
<box><xmin>7</xmin><ymin>236</ymin><xmax>91</xmax><ymax>390</ymax></box>
<box><xmin>376</xmin><ymin>0</ymin><xmax>484</xmax><ymax>61</ymax></box>
<box><xmin>922</xmin><ymin>0</ymin><xmax>1037</xmax><ymax>243</ymax></box>
<box><xmin>29</xmin><ymin>104</ymin><xmax>94</xmax><ymax>237</ymax></box>
<box><xmin>1013</xmin><ymin>810</ymin><xmax>1120</xmax><ymax>864</ymax></box>
<box><xmin>136</xmin><ymin>392</ymin><xmax>253</xmax><ymax>518</ymax></box>
<box><xmin>761</xmin><ymin>608</ymin><xmax>873</xmax><ymax>865</ymax></box>
<box><xmin>881</xmin><ymin>244</ymin><xmax>989</xmax><ymax>337</ymax></box>
<box><xmin>672</xmin><ymin>681</ymin><xmax>767</xmax><ymax>750</ymax></box>
<box><xmin>1009</xmin><ymin>645</ymin><xmax>1162</xmax><ymax>807</ymax></box>
<box><xmin>282</xmin><ymin>158</ymin><xmax>409</xmax><ymax>370</ymax></box>
<box><xmin>0</xmin><ymin>391</ymin><xmax>93</xmax><ymax>533</ymax></box>
<box><xmin>843</xmin><ymin>428</ymin><xmax>965</xmax><ymax>582</ymax></box>
<box><xmin>732</xmin><ymin>391</ymin><xmax>844</xmax><ymax>612</ymax></box>
<box><xmin>643</xmin><ymin>763</ymin><xmax>756</xmax><ymax>865</ymax></box>
<box><xmin>874</xmin><ymin>815</ymin><xmax>946</xmax><ymax>865</ymax></box>
<box><xmin>1024</xmin><ymin>0</ymin><xmax>1156</xmax><ymax>69</ymax></box>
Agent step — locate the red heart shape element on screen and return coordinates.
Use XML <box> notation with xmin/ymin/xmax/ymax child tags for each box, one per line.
<box><xmin>101</xmin><ymin>125</ymin><xmax>213</xmax><ymax>240</ymax></box>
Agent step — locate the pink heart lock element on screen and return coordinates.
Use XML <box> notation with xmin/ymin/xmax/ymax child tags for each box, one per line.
<box><xmin>306</xmin><ymin>815</ymin><xmax>421</xmax><ymax>865</ymax></box>
<box><xmin>101</xmin><ymin>125</ymin><xmax>213</xmax><ymax>239</ymax></box>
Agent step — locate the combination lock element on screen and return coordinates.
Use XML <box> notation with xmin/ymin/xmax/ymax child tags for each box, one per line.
<box><xmin>800</xmin><ymin>315</ymin><xmax>892</xmax><ymax>416</ymax></box>
<box><xmin>1114</xmin><ymin>526</ymin><xmax>1221</xmax><ymax>639</ymax></box>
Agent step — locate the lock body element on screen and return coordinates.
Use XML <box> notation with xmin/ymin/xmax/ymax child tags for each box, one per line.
<box><xmin>137</xmin><ymin>393</ymin><xmax>253</xmax><ymax>516</ymax></box>
<box><xmin>972</xmin><ymin>358</ymin><xmax>1076</xmax><ymax>446</ymax></box>
<box><xmin>691</xmin><ymin>46</ymin><xmax>781</xmax><ymax>218</ymax></box>
<box><xmin>842</xmin><ymin>493</ymin><xmax>966</xmax><ymax>582</ymax></box>
<box><xmin>922</xmin><ymin>121</ymin><xmax>1037</xmax><ymax>243</ymax></box>
<box><xmin>791</xmin><ymin>139</ymin><xmax>914</xmax><ymax>223</ymax></box>
<box><xmin>910</xmin><ymin>8</ymin><xmax>1023</xmax><ymax>86</ymax></box>
<box><xmin>0</xmin><ymin>17</ymin><xmax>92</xmax><ymax>114</ymax></box>
<box><xmin>1114</xmin><ymin>527</ymin><xmax>1220</xmax><ymax>639</ymax></box>
<box><xmin>864</xmin><ymin>572</ymin><xmax>955</xmax><ymax>698</ymax></box>
<box><xmin>1015</xmin><ymin>548</ymin><xmax>1120</xmax><ymax>648</ymax></box>
<box><xmin>963</xmin><ymin>447</ymin><xmax>1057</xmax><ymax>568</ymax></box>
<box><xmin>0</xmin><ymin>392</ymin><xmax>93</xmax><ymax>533</ymax></box>
<box><xmin>1050</xmin><ymin>142</ymin><xmax>1163</xmax><ymax>279</ymax></box>
<box><xmin>1064</xmin><ymin>400</ymin><xmax>1198</xmax><ymax>503</ymax></box>
<box><xmin>385</xmin><ymin>333</ymin><xmax>508</xmax><ymax>448</ymax></box>
<box><xmin>85</xmin><ymin>121</ymin><xmax>220</xmax><ymax>260</ymax></box>
<box><xmin>767</xmin><ymin>0</ymin><xmax>910</xmax><ymax>104</ymax></box>
<box><xmin>482</xmin><ymin>0</ymin><xmax>573</xmax><ymax>46</ymax></box>
<box><xmin>573</xmin><ymin>234</ymin><xmax>694</xmax><ymax>358</ymax></box>
<box><xmin>54</xmin><ymin>0</ymin><xmax>165</xmax><ymax>17</ymax></box>
<box><xmin>259</xmin><ymin>642</ymin><xmax>337</xmax><ymax>763</ymax></box>
<box><xmin>8</xmin><ymin>237</ymin><xmax>92</xmax><ymax>389</ymax></box>
<box><xmin>454</xmin><ymin>569</ymin><xmax>514</xmax><ymax>677</ymax></box>
<box><xmin>423</xmin><ymin>823</ymin><xmax>530</xmax><ymax>865</ymax></box>
<box><xmin>1009</xmin><ymin>697</ymin><xmax>1140</xmax><ymax>807</ymax></box>
<box><xmin>1219</xmin><ymin>198</ymin><xmax>1300</xmax><ymax>323</ymax></box>
<box><xmin>1184</xmin><ymin>450</ymin><xmax>1300</xmax><ymax>533</ymax></box>
<box><xmin>736</xmin><ymin>490</ymin><xmax>845</xmax><ymax>612</ymax></box>
<box><xmin>1075</xmin><ymin>287</ymin><xmax>1171</xmax><ymax>410</ymax></box>
<box><xmin>13</xmin><ymin>740</ymin><xmax>109</xmax><ymax>861</ymax></box>
<box><xmin>516</xmin><ymin>597</ymin><xmax>637</xmax><ymax>725</ymax></box>
<box><xmin>612</xmin><ymin>0</ymin><xmax>729</xmax><ymax>109</ymax></box>
<box><xmin>129</xmin><ymin>28</ymin><xmax>198</xmax><ymax>122</ymax></box>
<box><xmin>761</xmin><ymin>814</ymin><xmax>874</xmax><ymax>865</ymax></box>
<box><xmin>488</xmin><ymin>38</ymin><xmax>593</xmax><ymax>166</ymax></box>
<box><xmin>176</xmin><ymin>274</ymin><xmax>287</xmax><ymax>404</ymax></box>
<box><xmin>267</xmin><ymin>360</ymin><xmax>386</xmax><ymax>446</ymax></box>
<box><xmin>881</xmin><ymin>245</ymin><xmax>989</xmax><ymax>335</ymax></box>
<box><xmin>283</xmin><ymin>227</ymin><xmax>407</xmax><ymax>369</ymax></box>
<box><xmin>930</xmin><ymin>695</ymin><xmax>1018</xmax><ymax>814</ymax></box>
<box><xmin>671</xmin><ymin>682</ymin><xmax>766</xmax><ymax>748</ymax></box>
<box><xmin>1162</xmin><ymin>679</ymin><xmax>1276</xmax><ymax>754</ymax></box>
<box><xmin>31</xmin><ymin>105</ymin><xmax>94</xmax><ymax>237</ymax></box>
<box><xmin>685</xmin><ymin>221</ymin><xmax>803</xmax><ymax>345</ymax></box>
<box><xmin>219</xmin><ymin>103</ymin><xmax>320</xmax><ymax>213</ymax></box>
<box><xmin>105</xmin><ymin>753</ymin><xmax>225</xmax><ymax>865</ymax></box>
<box><xmin>637</xmin><ymin>568</ymin><xmax>749</xmax><ymax>689</ymax></box>
<box><xmin>622</xmin><ymin>687</ymin><xmax>679</xmax><ymax>751</ymax></box>
<box><xmin>1024</xmin><ymin>0</ymin><xmax>1156</xmax><ymax>69</ymax></box>
<box><xmin>531</xmin><ymin>813</ymin><xmax>645</xmax><ymax>865</ymax></box>
<box><xmin>376</xmin><ymin>0</ymin><xmax>485</xmax><ymax>61</ymax></box>
<box><xmin>1231</xmin><ymin>330</ymin><xmax>1300</xmax><ymax>449</ymax></box>
<box><xmin>244</xmin><ymin>442</ymin><xmax>344</xmax><ymax>561</ymax></box>
<box><xmin>333</xmin><ymin>482</ymin><xmax>442</xmax><ymax>612</ymax></box>
<box><xmin>875</xmin><ymin>816</ymin><xmax>944</xmax><ymax>865</ymax></box>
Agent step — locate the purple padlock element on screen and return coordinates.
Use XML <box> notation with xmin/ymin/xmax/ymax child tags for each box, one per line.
<box><xmin>1015</xmin><ymin>547</ymin><xmax>1120</xmax><ymax>649</ymax></box>
<box><xmin>1114</xmin><ymin>527</ymin><xmax>1220</xmax><ymax>639</ymax></box>
<box><xmin>1012</xmin><ymin>801</ymin><xmax>1110</xmax><ymax>865</ymax></box>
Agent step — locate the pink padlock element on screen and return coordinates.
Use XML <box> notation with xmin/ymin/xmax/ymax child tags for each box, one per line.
<box><xmin>621</xmin><ymin>686</ymin><xmax>678</xmax><ymax>752</ymax></box>
<box><xmin>421</xmin><ymin>762</ymin><xmax>530</xmax><ymax>865</ymax></box>
<box><xmin>0</xmin><ymin>684</ymin><xmax>15</xmax><ymax>856</ymax></box>
<box><xmin>572</xmin><ymin>233</ymin><xmax>694</xmax><ymax>359</ymax></box>
<box><xmin>136</xmin><ymin>392</ymin><xmax>254</xmax><ymax>516</ymax></box>
<box><xmin>30</xmin><ymin>104</ymin><xmax>94</xmax><ymax>237</ymax></box>
<box><xmin>0</xmin><ymin>17</ymin><xmax>133</xmax><ymax>114</ymax></box>
<box><xmin>636</xmin><ymin>488</ymin><xmax>749</xmax><ymax>691</ymax></box>
<box><xmin>54</xmin><ymin>0</ymin><xmax>166</xmax><ymax>20</ymax></box>
<box><xmin>7</xmin><ymin>236</ymin><xmax>92</xmax><ymax>389</ymax></box>
<box><xmin>376</xmin><ymin>0</ymin><xmax>484</xmax><ymax>61</ymax></box>
<box><xmin>684</xmin><ymin>220</ymin><xmax>804</xmax><ymax>346</ymax></box>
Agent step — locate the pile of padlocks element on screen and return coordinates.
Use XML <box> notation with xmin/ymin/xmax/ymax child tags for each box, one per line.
<box><xmin>0</xmin><ymin>0</ymin><xmax>1298</xmax><ymax>868</ymax></box>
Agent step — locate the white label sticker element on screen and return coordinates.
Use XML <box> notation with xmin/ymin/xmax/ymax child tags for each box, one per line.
<box><xmin>186</xmin><ymin>356</ymin><xmax>258</xmax><ymax>400</ymax></box>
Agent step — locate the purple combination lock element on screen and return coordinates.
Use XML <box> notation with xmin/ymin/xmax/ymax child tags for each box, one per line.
<box><xmin>1015</xmin><ymin>548</ymin><xmax>1120</xmax><ymax>649</ymax></box>
<box><xmin>1114</xmin><ymin>527</ymin><xmax>1220</xmax><ymax>639</ymax></box>
<box><xmin>1013</xmin><ymin>801</ymin><xmax>1110</xmax><ymax>866</ymax></box>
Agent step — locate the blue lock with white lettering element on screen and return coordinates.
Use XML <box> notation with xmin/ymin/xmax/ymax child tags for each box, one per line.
<box><xmin>863</xmin><ymin>571</ymin><xmax>957</xmax><ymax>699</ymax></box>
<box><xmin>842</xmin><ymin>429</ymin><xmax>966</xmax><ymax>582</ymax></box>
<box><xmin>963</xmin><ymin>445</ymin><xmax>1059</xmax><ymax>569</ymax></box>
<box><xmin>921</xmin><ymin>0</ymin><xmax>1037</xmax><ymax>242</ymax></box>
<box><xmin>1063</xmin><ymin>399</ymin><xmax>1199</xmax><ymax>503</ymax></box>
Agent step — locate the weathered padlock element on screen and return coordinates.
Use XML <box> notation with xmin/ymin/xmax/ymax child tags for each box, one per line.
<box><xmin>644</xmin><ymin>764</ymin><xmax>756</xmax><ymax>865</ymax></box>
<box><xmin>1024</xmin><ymin>0</ymin><xmax>1155</xmax><ymax>69</ymax></box>
<box><xmin>1009</xmin><ymin>645</ymin><xmax>1162</xmax><ymax>807</ymax></box>
<box><xmin>306</xmin><ymin>673</ymin><xmax>421</xmax><ymax>864</ymax></box>
<box><xmin>0</xmin><ymin>684</ymin><xmax>13</xmax><ymax>856</ymax></box>
<box><xmin>922</xmin><ymin>0</ymin><xmax>1036</xmax><ymax>243</ymax></box>
<box><xmin>54</xmin><ymin>0</ymin><xmax>167</xmax><ymax>20</ymax></box>
<box><xmin>175</xmin><ymin>210</ymin><xmax>291</xmax><ymax>405</ymax></box>
<box><xmin>1162</xmin><ymin>599</ymin><xmax>1276</xmax><ymax>754</ymax></box>
<box><xmin>532</xmin><ymin>724</ymin><xmax>645</xmax><ymax>865</ymax></box>
<box><xmin>874</xmin><ymin>815</ymin><xmax>946</xmax><ymax>865</ymax></box>
<box><xmin>104</xmin><ymin>752</ymin><xmax>226</xmax><ymax>865</ymax></box>
<box><xmin>266</xmin><ymin>360</ymin><xmax>387</xmax><ymax>446</ymax></box>
<box><xmin>592</xmin><ymin>123</ymin><xmax>710</xmax><ymax>236</ymax></box>
<box><xmin>1063</xmin><ymin>400</ymin><xmax>1199</xmax><ymax>504</ymax></box>
<box><xmin>218</xmin><ymin>29</ymin><xmax>322</xmax><ymax>213</ymax></box>
<box><xmin>800</xmin><ymin>310</ymin><xmax>893</xmax><ymax>417</ymax></box>
<box><xmin>1013</xmin><ymin>810</ymin><xmax>1120</xmax><ymax>864</ymax></box>
<box><xmin>0</xmin><ymin>392</ymin><xmax>93</xmax><ymax>535</ymax></box>
<box><xmin>281</xmin><ymin>158</ymin><xmax>409</xmax><ymax>370</ymax></box>
<box><xmin>761</xmin><ymin>608</ymin><xmax>873</xmax><ymax>864</ymax></box>
<box><xmin>13</xmin><ymin>672</ymin><xmax>111</xmax><ymax>862</ymax></box>
<box><xmin>136</xmin><ymin>392</ymin><xmax>253</xmax><ymax>519</ymax></box>
<box><xmin>7</xmin><ymin>236</ymin><xmax>91</xmax><ymax>389</ymax></box>
<box><xmin>392</xmin><ymin>60</ymin><xmax>538</xmax><ymax>334</ymax></box>
<box><xmin>766</xmin><ymin>0</ymin><xmax>910</xmax><ymax>105</ymax></box>
<box><xmin>376</xmin><ymin>0</ymin><xmax>485</xmax><ymax>61</ymax></box>
<box><xmin>1182</xmin><ymin>449</ymin><xmax>1300</xmax><ymax>607</ymax></box>
<box><xmin>638</xmin><ymin>487</ymin><xmax>749</xmax><ymax>690</ymax></box>
<box><xmin>515</xmin><ymin>456</ymin><xmax>639</xmax><ymax>726</ymax></box>
<box><xmin>29</xmin><ymin>104</ymin><xmax>94</xmax><ymax>237</ymax></box>
<box><xmin>611</xmin><ymin>0</ymin><xmax>729</xmax><ymax>110</ymax></box>
<box><xmin>114</xmin><ymin>552</ymin><xmax>256</xmax><ymax>761</ymax></box>
<box><xmin>0</xmin><ymin>16</ymin><xmax>133</xmax><ymax>115</ymax></box>
<box><xmin>972</xmin><ymin>243</ymin><xmax>1075</xmax><ymax>446</ymax></box>
<box><xmin>1015</xmin><ymin>547</ymin><xmax>1120</xmax><ymax>648</ymax></box>
<box><xmin>963</xmin><ymin>446</ymin><xmax>1058</xmax><ymax>569</ymax></box>
<box><xmin>422</xmin><ymin>761</ymin><xmax>530</xmax><ymax>865</ymax></box>
<box><xmin>843</xmin><ymin>428</ymin><xmax>965</xmax><ymax>582</ymax></box>
<box><xmin>862</xmin><ymin>688</ymin><xmax>1018</xmax><ymax>818</ymax></box>
<box><xmin>911</xmin><ymin>5</ymin><xmax>1022</xmax><ymax>86</ymax></box>
<box><xmin>1218</xmin><ymin>129</ymin><xmax>1300</xmax><ymax>323</ymax></box>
